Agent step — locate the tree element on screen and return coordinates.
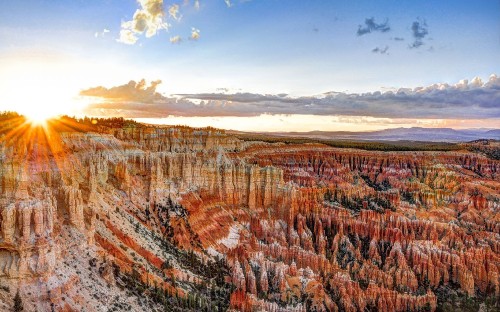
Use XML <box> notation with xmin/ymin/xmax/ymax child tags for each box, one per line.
<box><xmin>13</xmin><ymin>289</ymin><xmax>23</xmax><ymax>312</ymax></box>
<box><xmin>324</xmin><ymin>189</ymin><xmax>332</xmax><ymax>202</ymax></box>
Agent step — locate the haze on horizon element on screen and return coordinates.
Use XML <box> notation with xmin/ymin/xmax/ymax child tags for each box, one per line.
<box><xmin>0</xmin><ymin>0</ymin><xmax>499</xmax><ymax>132</ymax></box>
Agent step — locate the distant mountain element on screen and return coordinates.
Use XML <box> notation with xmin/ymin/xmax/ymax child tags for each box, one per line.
<box><xmin>260</xmin><ymin>127</ymin><xmax>500</xmax><ymax>142</ymax></box>
<box><xmin>485</xmin><ymin>129</ymin><xmax>500</xmax><ymax>137</ymax></box>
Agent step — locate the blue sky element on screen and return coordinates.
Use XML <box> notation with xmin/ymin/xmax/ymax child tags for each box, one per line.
<box><xmin>0</xmin><ymin>0</ymin><xmax>499</xmax><ymax>130</ymax></box>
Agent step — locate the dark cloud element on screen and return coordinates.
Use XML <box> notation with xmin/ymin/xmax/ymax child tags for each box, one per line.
<box><xmin>80</xmin><ymin>79</ymin><xmax>164</xmax><ymax>102</ymax></box>
<box><xmin>409</xmin><ymin>18</ymin><xmax>429</xmax><ymax>48</ymax></box>
<box><xmin>372</xmin><ymin>46</ymin><xmax>389</xmax><ymax>54</ymax></box>
<box><xmin>357</xmin><ymin>17</ymin><xmax>390</xmax><ymax>36</ymax></box>
<box><xmin>80</xmin><ymin>75</ymin><xmax>500</xmax><ymax>119</ymax></box>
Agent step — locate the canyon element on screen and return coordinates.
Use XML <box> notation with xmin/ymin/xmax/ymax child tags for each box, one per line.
<box><xmin>0</xmin><ymin>118</ymin><xmax>498</xmax><ymax>311</ymax></box>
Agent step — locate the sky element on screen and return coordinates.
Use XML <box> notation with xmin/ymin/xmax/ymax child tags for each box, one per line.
<box><xmin>0</xmin><ymin>0</ymin><xmax>499</xmax><ymax>131</ymax></box>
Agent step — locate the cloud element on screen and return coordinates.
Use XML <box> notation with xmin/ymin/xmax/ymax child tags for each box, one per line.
<box><xmin>80</xmin><ymin>75</ymin><xmax>500</xmax><ymax>119</ymax></box>
<box><xmin>118</xmin><ymin>0</ymin><xmax>169</xmax><ymax>44</ymax></box>
<box><xmin>357</xmin><ymin>17</ymin><xmax>390</xmax><ymax>36</ymax></box>
<box><xmin>117</xmin><ymin>29</ymin><xmax>139</xmax><ymax>45</ymax></box>
<box><xmin>392</xmin><ymin>37</ymin><xmax>404</xmax><ymax>41</ymax></box>
<box><xmin>94</xmin><ymin>28</ymin><xmax>110</xmax><ymax>38</ymax></box>
<box><xmin>80</xmin><ymin>79</ymin><xmax>164</xmax><ymax>102</ymax></box>
<box><xmin>409</xmin><ymin>18</ymin><xmax>428</xmax><ymax>49</ymax></box>
<box><xmin>117</xmin><ymin>0</ymin><xmax>235</xmax><ymax>44</ymax></box>
<box><xmin>168</xmin><ymin>4</ymin><xmax>181</xmax><ymax>20</ymax></box>
<box><xmin>372</xmin><ymin>46</ymin><xmax>389</xmax><ymax>54</ymax></box>
<box><xmin>190</xmin><ymin>27</ymin><xmax>200</xmax><ymax>40</ymax></box>
<box><xmin>170</xmin><ymin>35</ymin><xmax>182</xmax><ymax>44</ymax></box>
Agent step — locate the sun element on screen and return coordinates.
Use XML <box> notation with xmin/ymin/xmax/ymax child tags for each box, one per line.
<box><xmin>25</xmin><ymin>110</ymin><xmax>57</xmax><ymax>126</ymax></box>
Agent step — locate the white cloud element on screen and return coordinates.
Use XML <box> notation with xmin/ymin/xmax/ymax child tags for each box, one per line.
<box><xmin>118</xmin><ymin>0</ymin><xmax>168</xmax><ymax>44</ymax></box>
<box><xmin>117</xmin><ymin>0</ymin><xmax>236</xmax><ymax>44</ymax></box>
<box><xmin>470</xmin><ymin>77</ymin><xmax>483</xmax><ymax>88</ymax></box>
<box><xmin>168</xmin><ymin>4</ymin><xmax>181</xmax><ymax>20</ymax></box>
<box><xmin>117</xmin><ymin>28</ymin><xmax>139</xmax><ymax>45</ymax></box>
<box><xmin>94</xmin><ymin>28</ymin><xmax>110</xmax><ymax>38</ymax></box>
<box><xmin>190</xmin><ymin>27</ymin><xmax>200</xmax><ymax>40</ymax></box>
<box><xmin>170</xmin><ymin>35</ymin><xmax>182</xmax><ymax>44</ymax></box>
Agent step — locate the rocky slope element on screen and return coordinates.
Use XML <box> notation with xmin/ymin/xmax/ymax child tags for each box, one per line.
<box><xmin>0</xmin><ymin>118</ymin><xmax>498</xmax><ymax>311</ymax></box>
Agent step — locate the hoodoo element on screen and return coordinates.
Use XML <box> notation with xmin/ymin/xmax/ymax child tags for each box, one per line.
<box><xmin>0</xmin><ymin>121</ymin><xmax>498</xmax><ymax>311</ymax></box>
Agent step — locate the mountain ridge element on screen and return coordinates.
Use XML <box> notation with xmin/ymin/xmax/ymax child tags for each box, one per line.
<box><xmin>237</xmin><ymin>127</ymin><xmax>500</xmax><ymax>143</ymax></box>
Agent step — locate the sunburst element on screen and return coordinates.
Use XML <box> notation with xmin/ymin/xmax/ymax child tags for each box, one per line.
<box><xmin>25</xmin><ymin>112</ymin><xmax>55</xmax><ymax>127</ymax></box>
<box><xmin>0</xmin><ymin>114</ymin><xmax>97</xmax><ymax>178</ymax></box>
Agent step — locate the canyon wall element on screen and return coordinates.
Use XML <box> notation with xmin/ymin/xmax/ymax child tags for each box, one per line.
<box><xmin>0</xmin><ymin>125</ymin><xmax>498</xmax><ymax>311</ymax></box>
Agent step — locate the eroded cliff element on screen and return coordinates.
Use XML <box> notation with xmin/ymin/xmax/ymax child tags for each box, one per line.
<box><xmin>0</xmin><ymin>120</ymin><xmax>498</xmax><ymax>311</ymax></box>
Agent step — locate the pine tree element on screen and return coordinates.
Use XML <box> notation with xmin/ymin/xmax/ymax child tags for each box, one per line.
<box><xmin>170</xmin><ymin>274</ymin><xmax>176</xmax><ymax>288</ymax></box>
<box><xmin>13</xmin><ymin>289</ymin><xmax>23</xmax><ymax>312</ymax></box>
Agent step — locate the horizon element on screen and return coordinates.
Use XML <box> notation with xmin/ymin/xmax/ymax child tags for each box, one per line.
<box><xmin>2</xmin><ymin>111</ymin><xmax>499</xmax><ymax>137</ymax></box>
<box><xmin>0</xmin><ymin>0</ymin><xmax>499</xmax><ymax>131</ymax></box>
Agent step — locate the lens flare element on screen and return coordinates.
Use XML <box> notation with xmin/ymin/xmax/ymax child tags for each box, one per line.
<box><xmin>25</xmin><ymin>111</ymin><xmax>56</xmax><ymax>126</ymax></box>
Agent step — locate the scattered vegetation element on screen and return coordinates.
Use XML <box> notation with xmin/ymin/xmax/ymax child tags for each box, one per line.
<box><xmin>113</xmin><ymin>250</ymin><xmax>233</xmax><ymax>311</ymax></box>
<box><xmin>435</xmin><ymin>286</ymin><xmax>499</xmax><ymax>312</ymax></box>
<box><xmin>154</xmin><ymin>196</ymin><xmax>202</xmax><ymax>249</ymax></box>
<box><xmin>461</xmin><ymin>140</ymin><xmax>500</xmax><ymax>160</ymax></box>
<box><xmin>324</xmin><ymin>188</ymin><xmax>394</xmax><ymax>213</ymax></box>
<box><xmin>0</xmin><ymin>111</ymin><xmax>26</xmax><ymax>136</ymax></box>
<box><xmin>13</xmin><ymin>289</ymin><xmax>23</xmax><ymax>312</ymax></box>
<box><xmin>0</xmin><ymin>111</ymin><xmax>23</xmax><ymax>121</ymax></box>
<box><xmin>360</xmin><ymin>175</ymin><xmax>391</xmax><ymax>192</ymax></box>
<box><xmin>401</xmin><ymin>190</ymin><xmax>417</xmax><ymax>205</ymax></box>
<box><xmin>123</xmin><ymin>204</ymin><xmax>233</xmax><ymax>311</ymax></box>
<box><xmin>70</xmin><ymin>116</ymin><xmax>146</xmax><ymax>130</ymax></box>
<box><xmin>234</xmin><ymin>132</ymin><xmax>463</xmax><ymax>152</ymax></box>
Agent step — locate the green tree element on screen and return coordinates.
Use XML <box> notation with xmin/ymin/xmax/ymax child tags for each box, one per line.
<box><xmin>324</xmin><ymin>189</ymin><xmax>332</xmax><ymax>202</ymax></box>
<box><xmin>13</xmin><ymin>289</ymin><xmax>23</xmax><ymax>312</ymax></box>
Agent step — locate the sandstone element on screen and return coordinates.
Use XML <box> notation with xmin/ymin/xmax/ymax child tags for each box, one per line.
<box><xmin>0</xmin><ymin>123</ymin><xmax>498</xmax><ymax>311</ymax></box>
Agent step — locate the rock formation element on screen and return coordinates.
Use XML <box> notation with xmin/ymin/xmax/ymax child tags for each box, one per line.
<box><xmin>0</xmin><ymin>120</ymin><xmax>498</xmax><ymax>311</ymax></box>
